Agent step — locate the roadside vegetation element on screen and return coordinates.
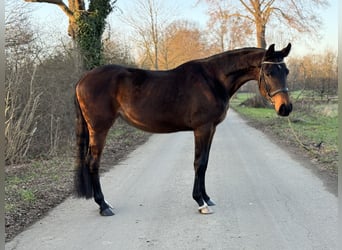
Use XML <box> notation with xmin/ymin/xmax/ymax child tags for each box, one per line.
<box><xmin>230</xmin><ymin>90</ymin><xmax>338</xmax><ymax>175</ymax></box>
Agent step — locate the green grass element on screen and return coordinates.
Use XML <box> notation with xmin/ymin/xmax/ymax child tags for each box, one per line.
<box><xmin>230</xmin><ymin>92</ymin><xmax>255</xmax><ymax>105</ymax></box>
<box><xmin>289</xmin><ymin>113</ymin><xmax>337</xmax><ymax>149</ymax></box>
<box><xmin>233</xmin><ymin>105</ymin><xmax>277</xmax><ymax>120</ymax></box>
<box><xmin>19</xmin><ymin>189</ymin><xmax>36</xmax><ymax>202</ymax></box>
<box><xmin>5</xmin><ymin>203</ymin><xmax>17</xmax><ymax>213</ymax></box>
<box><xmin>5</xmin><ymin>157</ymin><xmax>74</xmax><ymax>214</ymax></box>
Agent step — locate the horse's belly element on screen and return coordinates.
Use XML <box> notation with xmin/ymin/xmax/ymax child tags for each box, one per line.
<box><xmin>118</xmin><ymin>109</ymin><xmax>191</xmax><ymax>133</ymax></box>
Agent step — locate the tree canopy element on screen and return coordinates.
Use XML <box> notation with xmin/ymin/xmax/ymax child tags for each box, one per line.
<box><xmin>199</xmin><ymin>0</ymin><xmax>329</xmax><ymax>48</ymax></box>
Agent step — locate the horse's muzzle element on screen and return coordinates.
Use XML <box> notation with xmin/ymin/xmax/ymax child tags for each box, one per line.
<box><xmin>278</xmin><ymin>103</ymin><xmax>293</xmax><ymax>116</ymax></box>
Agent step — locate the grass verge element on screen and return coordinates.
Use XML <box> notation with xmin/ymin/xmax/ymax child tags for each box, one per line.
<box><xmin>230</xmin><ymin>93</ymin><xmax>338</xmax><ymax>175</ymax></box>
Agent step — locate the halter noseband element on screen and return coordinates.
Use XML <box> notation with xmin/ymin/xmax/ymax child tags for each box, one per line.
<box><xmin>259</xmin><ymin>60</ymin><xmax>289</xmax><ymax>101</ymax></box>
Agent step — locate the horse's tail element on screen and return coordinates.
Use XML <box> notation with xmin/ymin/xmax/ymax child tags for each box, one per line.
<box><xmin>74</xmin><ymin>91</ymin><xmax>93</xmax><ymax>199</ymax></box>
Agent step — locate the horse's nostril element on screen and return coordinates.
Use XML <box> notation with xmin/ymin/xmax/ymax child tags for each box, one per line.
<box><xmin>278</xmin><ymin>103</ymin><xmax>292</xmax><ymax>116</ymax></box>
<box><xmin>279</xmin><ymin>104</ymin><xmax>286</xmax><ymax>116</ymax></box>
<box><xmin>289</xmin><ymin>103</ymin><xmax>293</xmax><ymax>113</ymax></box>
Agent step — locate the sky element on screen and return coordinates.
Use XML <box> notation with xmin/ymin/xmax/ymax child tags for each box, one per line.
<box><xmin>27</xmin><ymin>0</ymin><xmax>338</xmax><ymax>56</ymax></box>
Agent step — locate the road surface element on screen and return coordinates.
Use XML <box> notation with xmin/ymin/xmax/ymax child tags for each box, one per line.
<box><xmin>6</xmin><ymin>110</ymin><xmax>337</xmax><ymax>250</ymax></box>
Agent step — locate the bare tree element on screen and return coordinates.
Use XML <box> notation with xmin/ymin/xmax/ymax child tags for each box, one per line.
<box><xmin>158</xmin><ymin>20</ymin><xmax>211</xmax><ymax>69</ymax></box>
<box><xmin>205</xmin><ymin>0</ymin><xmax>252</xmax><ymax>51</ymax></box>
<box><xmin>199</xmin><ymin>0</ymin><xmax>328</xmax><ymax>48</ymax></box>
<box><xmin>102</xmin><ymin>30</ymin><xmax>136</xmax><ymax>66</ymax></box>
<box><xmin>5</xmin><ymin>2</ymin><xmax>42</xmax><ymax>163</ymax></box>
<box><xmin>288</xmin><ymin>49</ymin><xmax>337</xmax><ymax>97</ymax></box>
<box><xmin>5</xmin><ymin>1</ymin><xmax>39</xmax><ymax>70</ymax></box>
<box><xmin>119</xmin><ymin>0</ymin><xmax>177</xmax><ymax>69</ymax></box>
<box><xmin>5</xmin><ymin>67</ymin><xmax>42</xmax><ymax>163</ymax></box>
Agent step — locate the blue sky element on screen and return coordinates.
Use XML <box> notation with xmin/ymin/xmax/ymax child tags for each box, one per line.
<box><xmin>29</xmin><ymin>0</ymin><xmax>338</xmax><ymax>56</ymax></box>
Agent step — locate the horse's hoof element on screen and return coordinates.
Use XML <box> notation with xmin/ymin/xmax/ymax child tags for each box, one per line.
<box><xmin>100</xmin><ymin>207</ymin><xmax>115</xmax><ymax>216</ymax></box>
<box><xmin>198</xmin><ymin>204</ymin><xmax>213</xmax><ymax>214</ymax></box>
<box><xmin>206</xmin><ymin>199</ymin><xmax>216</xmax><ymax>206</ymax></box>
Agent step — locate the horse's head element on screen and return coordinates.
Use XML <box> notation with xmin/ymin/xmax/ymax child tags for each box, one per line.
<box><xmin>259</xmin><ymin>43</ymin><xmax>292</xmax><ymax>116</ymax></box>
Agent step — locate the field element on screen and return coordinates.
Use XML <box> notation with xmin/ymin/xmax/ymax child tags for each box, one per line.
<box><xmin>230</xmin><ymin>91</ymin><xmax>338</xmax><ymax>175</ymax></box>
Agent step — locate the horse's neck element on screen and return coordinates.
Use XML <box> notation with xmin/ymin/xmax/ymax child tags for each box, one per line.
<box><xmin>206</xmin><ymin>49</ymin><xmax>264</xmax><ymax>97</ymax></box>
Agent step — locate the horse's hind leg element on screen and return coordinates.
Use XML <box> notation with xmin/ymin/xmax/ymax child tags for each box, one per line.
<box><xmin>88</xmin><ymin>129</ymin><xmax>114</xmax><ymax>216</ymax></box>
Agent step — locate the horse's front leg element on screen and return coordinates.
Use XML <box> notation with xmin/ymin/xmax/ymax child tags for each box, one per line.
<box><xmin>193</xmin><ymin>124</ymin><xmax>216</xmax><ymax>214</ymax></box>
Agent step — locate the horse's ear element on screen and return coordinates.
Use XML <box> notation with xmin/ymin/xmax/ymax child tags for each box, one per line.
<box><xmin>281</xmin><ymin>43</ymin><xmax>291</xmax><ymax>57</ymax></box>
<box><xmin>265</xmin><ymin>44</ymin><xmax>275</xmax><ymax>58</ymax></box>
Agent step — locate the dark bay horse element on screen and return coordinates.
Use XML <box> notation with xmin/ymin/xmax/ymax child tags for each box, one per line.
<box><xmin>75</xmin><ymin>43</ymin><xmax>292</xmax><ymax>215</ymax></box>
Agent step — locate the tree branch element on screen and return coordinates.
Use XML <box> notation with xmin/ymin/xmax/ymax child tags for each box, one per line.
<box><xmin>231</xmin><ymin>12</ymin><xmax>254</xmax><ymax>22</ymax></box>
<box><xmin>24</xmin><ymin>0</ymin><xmax>74</xmax><ymax>19</ymax></box>
<box><xmin>261</xmin><ymin>0</ymin><xmax>275</xmax><ymax>13</ymax></box>
<box><xmin>239</xmin><ymin>0</ymin><xmax>255</xmax><ymax>15</ymax></box>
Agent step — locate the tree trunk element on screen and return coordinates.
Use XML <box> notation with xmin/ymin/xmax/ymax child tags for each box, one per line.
<box><xmin>220</xmin><ymin>29</ymin><xmax>225</xmax><ymax>52</ymax></box>
<box><xmin>255</xmin><ymin>19</ymin><xmax>266</xmax><ymax>48</ymax></box>
<box><xmin>254</xmin><ymin>8</ymin><xmax>267</xmax><ymax>104</ymax></box>
<box><xmin>154</xmin><ymin>42</ymin><xmax>159</xmax><ymax>70</ymax></box>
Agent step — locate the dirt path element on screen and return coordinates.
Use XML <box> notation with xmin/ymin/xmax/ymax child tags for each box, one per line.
<box><xmin>6</xmin><ymin>110</ymin><xmax>337</xmax><ymax>249</ymax></box>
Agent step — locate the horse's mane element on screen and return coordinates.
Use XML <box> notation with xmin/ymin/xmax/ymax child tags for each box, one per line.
<box><xmin>195</xmin><ymin>47</ymin><xmax>265</xmax><ymax>75</ymax></box>
<box><xmin>202</xmin><ymin>47</ymin><xmax>263</xmax><ymax>61</ymax></box>
<box><xmin>172</xmin><ymin>47</ymin><xmax>265</xmax><ymax>72</ymax></box>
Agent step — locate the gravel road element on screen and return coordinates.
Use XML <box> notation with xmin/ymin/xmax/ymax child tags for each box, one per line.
<box><xmin>6</xmin><ymin>110</ymin><xmax>337</xmax><ymax>250</ymax></box>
